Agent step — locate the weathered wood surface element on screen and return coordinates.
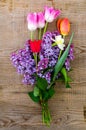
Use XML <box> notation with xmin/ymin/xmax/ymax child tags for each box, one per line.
<box><xmin>0</xmin><ymin>0</ymin><xmax>86</xmax><ymax>130</ymax></box>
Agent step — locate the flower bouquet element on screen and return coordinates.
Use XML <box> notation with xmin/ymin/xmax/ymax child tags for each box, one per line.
<box><xmin>11</xmin><ymin>6</ymin><xmax>74</xmax><ymax>126</ymax></box>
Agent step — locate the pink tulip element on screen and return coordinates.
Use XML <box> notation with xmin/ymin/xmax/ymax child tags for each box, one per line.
<box><xmin>37</xmin><ymin>12</ymin><xmax>45</xmax><ymax>28</ymax></box>
<box><xmin>27</xmin><ymin>13</ymin><xmax>38</xmax><ymax>31</ymax></box>
<box><xmin>44</xmin><ymin>6</ymin><xmax>61</xmax><ymax>23</ymax></box>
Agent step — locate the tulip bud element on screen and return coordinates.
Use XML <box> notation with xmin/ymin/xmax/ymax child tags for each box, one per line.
<box><xmin>30</xmin><ymin>40</ymin><xmax>42</xmax><ymax>53</ymax></box>
<box><xmin>37</xmin><ymin>12</ymin><xmax>45</xmax><ymax>28</ymax></box>
<box><xmin>27</xmin><ymin>13</ymin><xmax>38</xmax><ymax>31</ymax></box>
<box><xmin>44</xmin><ymin>6</ymin><xmax>61</xmax><ymax>23</ymax></box>
<box><xmin>57</xmin><ymin>18</ymin><xmax>70</xmax><ymax>36</ymax></box>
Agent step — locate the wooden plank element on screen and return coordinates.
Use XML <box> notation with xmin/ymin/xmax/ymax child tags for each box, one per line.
<box><xmin>0</xmin><ymin>0</ymin><xmax>86</xmax><ymax>130</ymax></box>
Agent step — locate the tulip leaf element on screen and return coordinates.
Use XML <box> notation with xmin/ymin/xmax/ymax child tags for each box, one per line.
<box><xmin>67</xmin><ymin>76</ymin><xmax>73</xmax><ymax>82</ymax></box>
<box><xmin>61</xmin><ymin>67</ymin><xmax>68</xmax><ymax>84</ymax></box>
<box><xmin>52</xmin><ymin>33</ymin><xmax>74</xmax><ymax>81</ymax></box>
<box><xmin>61</xmin><ymin>67</ymin><xmax>72</xmax><ymax>88</ymax></box>
<box><xmin>66</xmin><ymin>83</ymin><xmax>71</xmax><ymax>88</ymax></box>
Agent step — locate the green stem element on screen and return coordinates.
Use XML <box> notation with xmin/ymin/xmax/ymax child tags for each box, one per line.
<box><xmin>41</xmin><ymin>101</ymin><xmax>51</xmax><ymax>126</ymax></box>
<box><xmin>43</xmin><ymin>22</ymin><xmax>48</xmax><ymax>35</ymax></box>
<box><xmin>52</xmin><ymin>42</ymin><xmax>57</xmax><ymax>47</ymax></box>
<box><xmin>34</xmin><ymin>53</ymin><xmax>37</xmax><ymax>67</ymax></box>
<box><xmin>58</xmin><ymin>50</ymin><xmax>62</xmax><ymax>60</ymax></box>
<box><xmin>31</xmin><ymin>31</ymin><xmax>33</xmax><ymax>41</ymax></box>
<box><xmin>36</xmin><ymin>53</ymin><xmax>37</xmax><ymax>67</ymax></box>
<box><xmin>39</xmin><ymin>28</ymin><xmax>42</xmax><ymax>40</ymax></box>
<box><xmin>47</xmin><ymin>81</ymin><xmax>54</xmax><ymax>89</ymax></box>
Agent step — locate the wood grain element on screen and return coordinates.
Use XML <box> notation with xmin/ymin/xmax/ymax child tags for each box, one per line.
<box><xmin>0</xmin><ymin>0</ymin><xmax>86</xmax><ymax>130</ymax></box>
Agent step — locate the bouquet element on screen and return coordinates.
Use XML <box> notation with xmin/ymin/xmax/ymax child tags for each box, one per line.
<box><xmin>11</xmin><ymin>6</ymin><xmax>74</xmax><ymax>126</ymax></box>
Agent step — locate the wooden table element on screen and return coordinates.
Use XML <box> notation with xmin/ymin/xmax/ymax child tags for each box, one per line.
<box><xmin>0</xmin><ymin>0</ymin><xmax>86</xmax><ymax>130</ymax></box>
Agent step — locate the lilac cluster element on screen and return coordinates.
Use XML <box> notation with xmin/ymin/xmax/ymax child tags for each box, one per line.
<box><xmin>11</xmin><ymin>40</ymin><xmax>36</xmax><ymax>85</ymax></box>
<box><xmin>40</xmin><ymin>31</ymin><xmax>60</xmax><ymax>67</ymax></box>
<box><xmin>11</xmin><ymin>31</ymin><xmax>74</xmax><ymax>85</ymax></box>
<box><xmin>65</xmin><ymin>44</ymin><xmax>74</xmax><ymax>71</ymax></box>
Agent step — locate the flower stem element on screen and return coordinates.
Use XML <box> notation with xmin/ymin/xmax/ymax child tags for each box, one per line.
<box><xmin>31</xmin><ymin>31</ymin><xmax>33</xmax><ymax>41</ymax></box>
<box><xmin>39</xmin><ymin>28</ymin><xmax>42</xmax><ymax>40</ymax></box>
<box><xmin>34</xmin><ymin>53</ymin><xmax>38</xmax><ymax>67</ymax></box>
<box><xmin>35</xmin><ymin>53</ymin><xmax>37</xmax><ymax>67</ymax></box>
<box><xmin>43</xmin><ymin>22</ymin><xmax>48</xmax><ymax>35</ymax></box>
<box><xmin>52</xmin><ymin>42</ymin><xmax>57</xmax><ymax>47</ymax></box>
<box><xmin>41</xmin><ymin>101</ymin><xmax>51</xmax><ymax>126</ymax></box>
<box><xmin>58</xmin><ymin>50</ymin><xmax>62</xmax><ymax>60</ymax></box>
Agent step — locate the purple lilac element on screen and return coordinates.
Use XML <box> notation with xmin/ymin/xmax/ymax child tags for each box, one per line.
<box><xmin>40</xmin><ymin>31</ymin><xmax>60</xmax><ymax>68</ymax></box>
<box><xmin>44</xmin><ymin>72</ymin><xmax>51</xmax><ymax>83</ymax></box>
<box><xmin>68</xmin><ymin>44</ymin><xmax>74</xmax><ymax>60</ymax></box>
<box><xmin>64</xmin><ymin>44</ymin><xmax>74</xmax><ymax>71</ymax></box>
<box><xmin>37</xmin><ymin>72</ymin><xmax>51</xmax><ymax>84</ymax></box>
<box><xmin>11</xmin><ymin>31</ymin><xmax>74</xmax><ymax>85</ymax></box>
<box><xmin>37</xmin><ymin>58</ymin><xmax>49</xmax><ymax>72</ymax></box>
<box><xmin>23</xmin><ymin>74</ymin><xmax>36</xmax><ymax>85</ymax></box>
<box><xmin>10</xmin><ymin>40</ymin><xmax>36</xmax><ymax>85</ymax></box>
<box><xmin>65</xmin><ymin>58</ymin><xmax>70</xmax><ymax>71</ymax></box>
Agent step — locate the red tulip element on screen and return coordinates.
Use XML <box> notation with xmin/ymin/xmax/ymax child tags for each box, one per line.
<box><xmin>30</xmin><ymin>40</ymin><xmax>42</xmax><ymax>53</ymax></box>
<box><xmin>57</xmin><ymin>18</ymin><xmax>70</xmax><ymax>36</ymax></box>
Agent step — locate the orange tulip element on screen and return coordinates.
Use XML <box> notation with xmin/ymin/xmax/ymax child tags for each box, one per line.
<box><xmin>57</xmin><ymin>18</ymin><xmax>62</xmax><ymax>32</ymax></box>
<box><xmin>57</xmin><ymin>18</ymin><xmax>70</xmax><ymax>36</ymax></box>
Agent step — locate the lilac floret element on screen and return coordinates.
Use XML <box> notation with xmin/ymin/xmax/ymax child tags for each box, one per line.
<box><xmin>65</xmin><ymin>58</ymin><xmax>71</xmax><ymax>71</ymax></box>
<box><xmin>64</xmin><ymin>44</ymin><xmax>74</xmax><ymax>71</ymax></box>
<box><xmin>68</xmin><ymin>44</ymin><xmax>74</xmax><ymax>60</ymax></box>
<box><xmin>37</xmin><ymin>58</ymin><xmax>49</xmax><ymax>71</ymax></box>
<box><xmin>37</xmin><ymin>72</ymin><xmax>51</xmax><ymax>84</ymax></box>
<box><xmin>44</xmin><ymin>72</ymin><xmax>51</xmax><ymax>84</ymax></box>
<box><xmin>22</xmin><ymin>74</ymin><xmax>36</xmax><ymax>85</ymax></box>
<box><xmin>10</xmin><ymin>40</ymin><xmax>36</xmax><ymax>85</ymax></box>
<box><xmin>40</xmin><ymin>31</ymin><xmax>60</xmax><ymax>67</ymax></box>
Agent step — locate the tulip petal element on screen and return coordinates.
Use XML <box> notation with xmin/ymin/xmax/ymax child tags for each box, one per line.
<box><xmin>27</xmin><ymin>13</ymin><xmax>38</xmax><ymax>31</ymax></box>
<box><xmin>37</xmin><ymin>12</ymin><xmax>45</xmax><ymax>28</ymax></box>
<box><xmin>57</xmin><ymin>18</ymin><xmax>63</xmax><ymax>32</ymax></box>
<box><xmin>30</xmin><ymin>40</ymin><xmax>42</xmax><ymax>53</ymax></box>
<box><xmin>60</xmin><ymin>18</ymin><xmax>70</xmax><ymax>36</ymax></box>
<box><xmin>44</xmin><ymin>6</ymin><xmax>61</xmax><ymax>23</ymax></box>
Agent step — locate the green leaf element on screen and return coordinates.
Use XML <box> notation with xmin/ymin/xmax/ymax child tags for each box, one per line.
<box><xmin>52</xmin><ymin>33</ymin><xmax>74</xmax><ymax>81</ymax></box>
<box><xmin>66</xmin><ymin>83</ymin><xmax>71</xmax><ymax>88</ymax></box>
<box><xmin>42</xmin><ymin>88</ymin><xmax>55</xmax><ymax>101</ymax></box>
<box><xmin>33</xmin><ymin>86</ymin><xmax>40</xmax><ymax>97</ymax></box>
<box><xmin>61</xmin><ymin>67</ymin><xmax>68</xmax><ymax>84</ymax></box>
<box><xmin>43</xmin><ymin>91</ymin><xmax>49</xmax><ymax>101</ymax></box>
<box><xmin>67</xmin><ymin>76</ymin><xmax>73</xmax><ymax>82</ymax></box>
<box><xmin>36</xmin><ymin>76</ymin><xmax>48</xmax><ymax>91</ymax></box>
<box><xmin>28</xmin><ymin>91</ymin><xmax>40</xmax><ymax>103</ymax></box>
<box><xmin>56</xmin><ymin>73</ymin><xmax>72</xmax><ymax>83</ymax></box>
<box><xmin>48</xmin><ymin>88</ymin><xmax>55</xmax><ymax>98</ymax></box>
<box><xmin>61</xmin><ymin>68</ymin><xmax>72</xmax><ymax>88</ymax></box>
